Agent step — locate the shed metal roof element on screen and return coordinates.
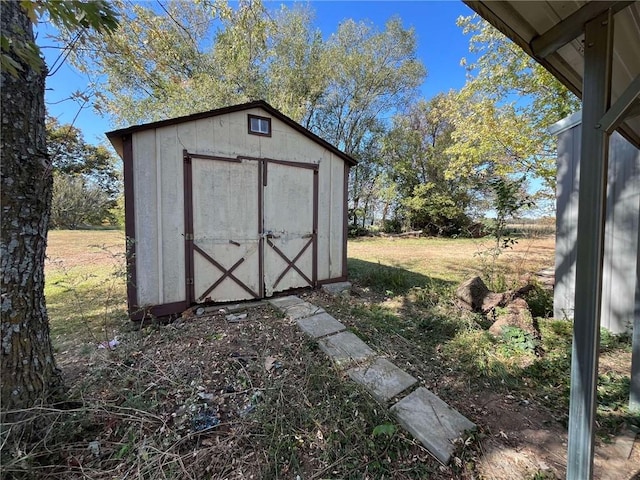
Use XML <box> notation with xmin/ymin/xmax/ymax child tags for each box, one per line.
<box><xmin>105</xmin><ymin>100</ymin><xmax>358</xmax><ymax>166</ymax></box>
<box><xmin>464</xmin><ymin>1</ymin><xmax>640</xmax><ymax>148</ymax></box>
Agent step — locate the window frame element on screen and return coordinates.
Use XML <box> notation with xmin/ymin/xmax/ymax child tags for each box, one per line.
<box><xmin>247</xmin><ymin>114</ymin><xmax>272</xmax><ymax>137</ymax></box>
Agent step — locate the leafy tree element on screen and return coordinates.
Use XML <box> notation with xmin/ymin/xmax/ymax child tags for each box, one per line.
<box><xmin>90</xmin><ymin>0</ymin><xmax>221</xmax><ymax>123</ymax></box>
<box><xmin>478</xmin><ymin>176</ymin><xmax>534</xmax><ymax>290</ymax></box>
<box><xmin>266</xmin><ymin>5</ymin><xmax>328</xmax><ymax>125</ymax></box>
<box><xmin>46</xmin><ymin>117</ymin><xmax>120</xmax><ymax>192</ymax></box>
<box><xmin>1</xmin><ymin>0</ymin><xmax>118</xmax><ymax>412</ymax></box>
<box><xmin>46</xmin><ymin>117</ymin><xmax>120</xmax><ymax>227</ymax></box>
<box><xmin>308</xmin><ymin>17</ymin><xmax>425</xmax><ymax>154</ymax></box>
<box><xmin>458</xmin><ymin>14</ymin><xmax>578</xmax><ymax>128</ymax></box>
<box><xmin>311</xmin><ymin>17</ymin><xmax>425</xmax><ymax>228</ymax></box>
<box><xmin>347</xmin><ymin>125</ymin><xmax>386</xmax><ymax>230</ymax></box>
<box><xmin>67</xmin><ymin>0</ymin><xmax>325</xmax><ymax>125</ymax></box>
<box><xmin>51</xmin><ymin>174</ymin><xmax>114</xmax><ymax>229</ymax></box>
<box><xmin>446</xmin><ymin>89</ymin><xmax>542</xmax><ymax>183</ymax></box>
<box><xmin>383</xmin><ymin>95</ymin><xmax>480</xmax><ymax>235</ymax></box>
<box><xmin>453</xmin><ymin>14</ymin><xmax>580</xmax><ymax>199</ymax></box>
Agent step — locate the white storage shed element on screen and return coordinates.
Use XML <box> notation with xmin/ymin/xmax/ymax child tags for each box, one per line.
<box><xmin>552</xmin><ymin>110</ymin><xmax>640</xmax><ymax>334</ymax></box>
<box><xmin>107</xmin><ymin>101</ymin><xmax>356</xmax><ymax>320</ymax></box>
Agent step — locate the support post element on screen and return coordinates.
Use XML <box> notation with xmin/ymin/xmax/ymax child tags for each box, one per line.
<box><xmin>631</xmin><ymin>202</ymin><xmax>640</xmax><ymax>413</ymax></box>
<box><xmin>566</xmin><ymin>9</ymin><xmax>613</xmax><ymax>480</ymax></box>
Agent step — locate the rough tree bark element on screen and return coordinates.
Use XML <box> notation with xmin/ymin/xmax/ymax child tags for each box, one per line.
<box><xmin>1</xmin><ymin>1</ymin><xmax>63</xmax><ymax>411</ymax></box>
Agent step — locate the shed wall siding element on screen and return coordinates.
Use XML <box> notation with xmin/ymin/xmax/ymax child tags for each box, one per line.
<box><xmin>555</xmin><ymin>126</ymin><xmax>640</xmax><ymax>333</ymax></box>
<box><xmin>131</xmin><ymin>107</ymin><xmax>346</xmax><ymax>308</ymax></box>
<box><xmin>316</xmin><ymin>151</ymin><xmax>346</xmax><ymax>281</ymax></box>
<box><xmin>183</xmin><ymin>109</ymin><xmax>327</xmax><ymax>163</ymax></box>
<box><xmin>329</xmin><ymin>153</ymin><xmax>346</xmax><ymax>279</ymax></box>
<box><xmin>132</xmin><ymin>127</ymin><xmax>186</xmax><ymax>308</ymax></box>
<box><xmin>157</xmin><ymin>125</ymin><xmax>186</xmax><ymax>304</ymax></box>
<box><xmin>132</xmin><ymin>129</ymin><xmax>160</xmax><ymax>306</ymax></box>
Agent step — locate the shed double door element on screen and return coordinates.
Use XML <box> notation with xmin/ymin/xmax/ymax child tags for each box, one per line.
<box><xmin>184</xmin><ymin>152</ymin><xmax>317</xmax><ymax>304</ymax></box>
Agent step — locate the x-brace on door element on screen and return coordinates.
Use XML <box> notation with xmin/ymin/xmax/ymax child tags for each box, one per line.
<box><xmin>262</xmin><ymin>159</ymin><xmax>318</xmax><ymax>296</ymax></box>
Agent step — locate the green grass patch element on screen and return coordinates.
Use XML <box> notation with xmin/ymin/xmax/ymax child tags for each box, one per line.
<box><xmin>348</xmin><ymin>258</ymin><xmax>457</xmax><ymax>297</ymax></box>
<box><xmin>524</xmin><ymin>283</ymin><xmax>554</xmax><ymax>318</ymax></box>
<box><xmin>45</xmin><ymin>232</ymin><xmax>127</xmax><ymax>347</ymax></box>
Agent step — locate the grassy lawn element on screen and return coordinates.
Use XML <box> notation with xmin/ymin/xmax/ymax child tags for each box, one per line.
<box><xmin>5</xmin><ymin>230</ymin><xmax>632</xmax><ymax>479</ymax></box>
<box><xmin>348</xmin><ymin>234</ymin><xmax>556</xmax><ymax>287</ymax></box>
<box><xmin>45</xmin><ymin>229</ymin><xmax>127</xmax><ymax>347</ymax></box>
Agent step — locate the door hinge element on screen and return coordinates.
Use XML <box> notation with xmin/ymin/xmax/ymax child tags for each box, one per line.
<box><xmin>185</xmin><ymin>233</ymin><xmax>194</xmax><ymax>241</ymax></box>
<box><xmin>186</xmin><ymin>278</ymin><xmax>194</xmax><ymax>285</ymax></box>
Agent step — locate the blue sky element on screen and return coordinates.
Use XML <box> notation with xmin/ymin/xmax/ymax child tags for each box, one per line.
<box><xmin>40</xmin><ymin>0</ymin><xmax>475</xmax><ymax>145</ymax></box>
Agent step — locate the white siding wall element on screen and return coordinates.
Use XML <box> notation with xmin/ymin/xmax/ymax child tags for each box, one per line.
<box><xmin>555</xmin><ymin>124</ymin><xmax>640</xmax><ymax>333</ymax></box>
<box><xmin>329</xmin><ymin>153</ymin><xmax>346</xmax><ymax>279</ymax></box>
<box><xmin>132</xmin><ymin>130</ymin><xmax>160</xmax><ymax>306</ymax></box>
<box><xmin>157</xmin><ymin>125</ymin><xmax>186</xmax><ymax>304</ymax></box>
<box><xmin>132</xmin><ymin>127</ymin><xmax>186</xmax><ymax>308</ymax></box>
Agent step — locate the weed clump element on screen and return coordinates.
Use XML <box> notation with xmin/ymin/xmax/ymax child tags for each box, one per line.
<box><xmin>524</xmin><ymin>283</ymin><xmax>554</xmax><ymax>318</ymax></box>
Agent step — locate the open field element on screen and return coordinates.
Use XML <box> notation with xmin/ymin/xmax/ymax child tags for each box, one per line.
<box><xmin>348</xmin><ymin>235</ymin><xmax>555</xmax><ymax>286</ymax></box>
<box><xmin>3</xmin><ymin>230</ymin><xmax>634</xmax><ymax>479</ymax></box>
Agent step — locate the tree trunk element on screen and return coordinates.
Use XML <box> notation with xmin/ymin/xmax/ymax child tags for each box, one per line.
<box><xmin>1</xmin><ymin>1</ymin><xmax>63</xmax><ymax>411</ymax></box>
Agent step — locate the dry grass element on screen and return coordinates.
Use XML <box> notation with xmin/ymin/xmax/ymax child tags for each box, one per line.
<box><xmin>4</xmin><ymin>302</ymin><xmax>441</xmax><ymax>480</ymax></box>
<box><xmin>46</xmin><ymin>229</ymin><xmax>125</xmax><ymax>271</ymax></box>
<box><xmin>348</xmin><ymin>235</ymin><xmax>555</xmax><ymax>284</ymax></box>
<box><xmin>45</xmin><ymin>229</ymin><xmax>127</xmax><ymax>348</ymax></box>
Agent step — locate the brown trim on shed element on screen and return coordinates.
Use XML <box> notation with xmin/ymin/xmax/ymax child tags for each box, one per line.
<box><xmin>130</xmin><ymin>301</ymin><xmax>190</xmax><ymax>321</ymax></box>
<box><xmin>312</xmin><ymin>169</ymin><xmax>319</xmax><ymax>286</ymax></box>
<box><xmin>268</xmin><ymin>237</ymin><xmax>314</xmax><ymax>289</ymax></box>
<box><xmin>189</xmin><ymin>153</ymin><xmax>242</xmax><ymax>163</ymax></box>
<box><xmin>258</xmin><ymin>158</ymin><xmax>264</xmax><ymax>297</ymax></box>
<box><xmin>183</xmin><ymin>150</ymin><xmax>195</xmax><ymax>305</ymax></box>
<box><xmin>239</xmin><ymin>155</ymin><xmax>319</xmax><ymax>170</ymax></box>
<box><xmin>317</xmin><ymin>277</ymin><xmax>348</xmax><ymax>285</ymax></box>
<box><xmin>122</xmin><ymin>134</ymin><xmax>138</xmax><ymax>318</ymax></box>
<box><xmin>192</xmin><ymin>245</ymin><xmax>258</xmax><ymax>300</ymax></box>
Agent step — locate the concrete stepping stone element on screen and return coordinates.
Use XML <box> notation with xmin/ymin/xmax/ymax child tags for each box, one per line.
<box><xmin>390</xmin><ymin>387</ymin><xmax>476</xmax><ymax>465</ymax></box>
<box><xmin>268</xmin><ymin>295</ymin><xmax>304</xmax><ymax>309</ymax></box>
<box><xmin>322</xmin><ymin>281</ymin><xmax>352</xmax><ymax>295</ymax></box>
<box><xmin>347</xmin><ymin>358</ymin><xmax>417</xmax><ymax>403</ymax></box>
<box><xmin>282</xmin><ymin>301</ymin><xmax>325</xmax><ymax>320</ymax></box>
<box><xmin>297</xmin><ymin>312</ymin><xmax>346</xmax><ymax>339</ymax></box>
<box><xmin>268</xmin><ymin>296</ymin><xmax>324</xmax><ymax>320</ymax></box>
<box><xmin>317</xmin><ymin>331</ymin><xmax>375</xmax><ymax>367</ymax></box>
